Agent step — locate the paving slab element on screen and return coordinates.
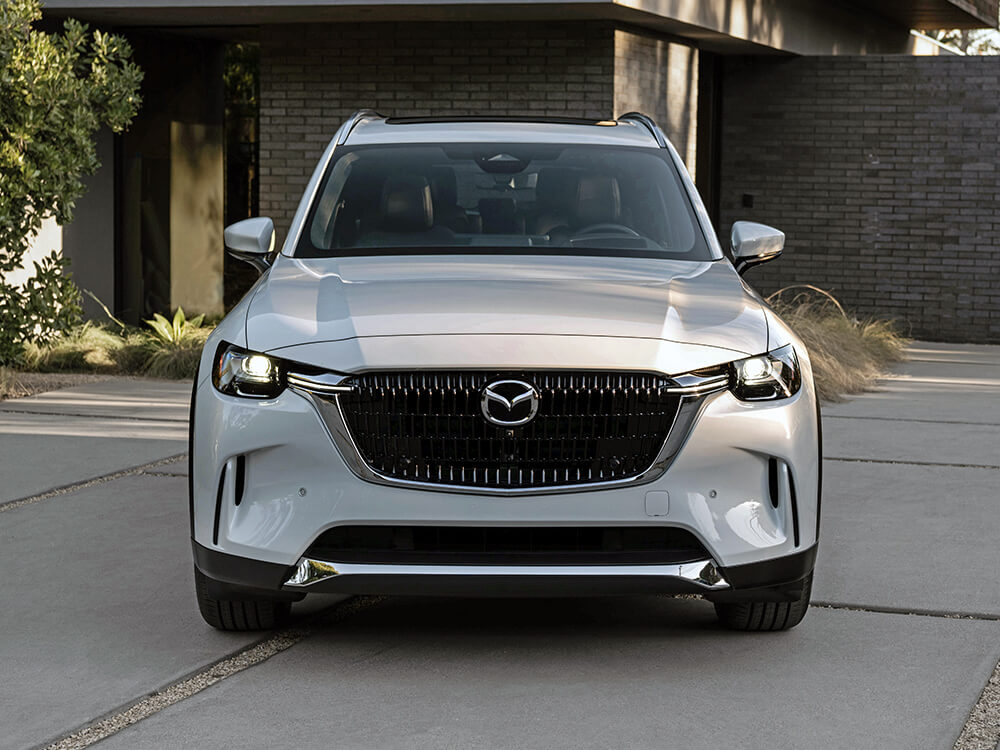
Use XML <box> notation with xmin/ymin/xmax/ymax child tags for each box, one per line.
<box><xmin>0</xmin><ymin>377</ymin><xmax>191</xmax><ymax>422</ymax></box>
<box><xmin>814</xmin><ymin>460</ymin><xmax>1000</xmax><ymax>616</ymax></box>
<box><xmin>889</xmin><ymin>361</ymin><xmax>1000</xmax><ymax>387</ymax></box>
<box><xmin>822</xmin><ymin>377</ymin><xmax>1000</xmax><ymax>424</ymax></box>
<box><xmin>907</xmin><ymin>342</ymin><xmax>1000</xmax><ymax>367</ymax></box>
<box><xmin>0</xmin><ymin>474</ymin><xmax>259</xmax><ymax>750</ymax></box>
<box><xmin>822</xmin><ymin>342</ymin><xmax>1000</xmax><ymax>425</ymax></box>
<box><xmin>823</xmin><ymin>415</ymin><xmax>1000</xmax><ymax>466</ymax></box>
<box><xmin>0</xmin><ymin>413</ymin><xmax>186</xmax><ymax>503</ymax></box>
<box><xmin>95</xmin><ymin>596</ymin><xmax>1000</xmax><ymax>750</ymax></box>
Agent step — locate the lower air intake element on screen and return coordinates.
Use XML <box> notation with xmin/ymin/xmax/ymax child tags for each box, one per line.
<box><xmin>306</xmin><ymin>526</ymin><xmax>710</xmax><ymax>566</ymax></box>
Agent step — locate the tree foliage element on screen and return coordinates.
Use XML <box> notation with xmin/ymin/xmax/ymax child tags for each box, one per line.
<box><xmin>0</xmin><ymin>0</ymin><xmax>143</xmax><ymax>363</ymax></box>
<box><xmin>924</xmin><ymin>28</ymin><xmax>1000</xmax><ymax>55</ymax></box>
<box><xmin>224</xmin><ymin>42</ymin><xmax>258</xmax><ymax>115</ymax></box>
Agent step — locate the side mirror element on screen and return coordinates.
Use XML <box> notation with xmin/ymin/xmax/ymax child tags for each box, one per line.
<box><xmin>731</xmin><ymin>221</ymin><xmax>784</xmax><ymax>274</ymax></box>
<box><xmin>224</xmin><ymin>217</ymin><xmax>276</xmax><ymax>274</ymax></box>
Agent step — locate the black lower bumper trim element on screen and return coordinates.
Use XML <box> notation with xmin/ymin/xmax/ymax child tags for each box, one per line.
<box><xmin>719</xmin><ymin>544</ymin><xmax>817</xmax><ymax>589</ymax></box>
<box><xmin>707</xmin><ymin>545</ymin><xmax>818</xmax><ymax>602</ymax></box>
<box><xmin>193</xmin><ymin>541</ymin><xmax>303</xmax><ymax>601</ymax></box>
<box><xmin>193</xmin><ymin>540</ymin><xmax>817</xmax><ymax>600</ymax></box>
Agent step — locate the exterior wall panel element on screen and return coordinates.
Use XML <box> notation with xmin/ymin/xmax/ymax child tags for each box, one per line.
<box><xmin>170</xmin><ymin>122</ymin><xmax>224</xmax><ymax>316</ymax></box>
<box><xmin>259</xmin><ymin>21</ymin><xmax>615</xmax><ymax>239</ymax></box>
<box><xmin>952</xmin><ymin>0</ymin><xmax>998</xmax><ymax>26</ymax></box>
<box><xmin>720</xmin><ymin>55</ymin><xmax>1000</xmax><ymax>343</ymax></box>
<box><xmin>614</xmin><ymin>28</ymin><xmax>698</xmax><ymax>174</ymax></box>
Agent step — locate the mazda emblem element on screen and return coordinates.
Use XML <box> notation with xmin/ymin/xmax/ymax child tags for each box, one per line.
<box><xmin>481</xmin><ymin>379</ymin><xmax>540</xmax><ymax>427</ymax></box>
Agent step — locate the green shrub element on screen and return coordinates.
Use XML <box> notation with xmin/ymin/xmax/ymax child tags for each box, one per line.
<box><xmin>0</xmin><ymin>252</ymin><xmax>83</xmax><ymax>364</ymax></box>
<box><xmin>17</xmin><ymin>306</ymin><xmax>213</xmax><ymax>380</ymax></box>
<box><xmin>0</xmin><ymin>0</ymin><xmax>142</xmax><ymax>363</ymax></box>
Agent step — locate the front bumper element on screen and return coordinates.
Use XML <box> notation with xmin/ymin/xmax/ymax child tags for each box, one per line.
<box><xmin>190</xmin><ymin>366</ymin><xmax>820</xmax><ymax>599</ymax></box>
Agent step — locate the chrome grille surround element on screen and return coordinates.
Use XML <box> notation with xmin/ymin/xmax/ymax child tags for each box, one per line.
<box><xmin>295</xmin><ymin>369</ymin><xmax>728</xmax><ymax>495</ymax></box>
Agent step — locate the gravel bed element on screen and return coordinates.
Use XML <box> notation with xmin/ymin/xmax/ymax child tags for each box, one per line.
<box><xmin>0</xmin><ymin>371</ymin><xmax>113</xmax><ymax>401</ymax></box>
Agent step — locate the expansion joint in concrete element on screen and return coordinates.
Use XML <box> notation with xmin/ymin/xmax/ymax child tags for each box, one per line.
<box><xmin>37</xmin><ymin>597</ymin><xmax>371</xmax><ymax>750</ymax></box>
<box><xmin>0</xmin><ymin>454</ymin><xmax>188</xmax><ymax>514</ymax></box>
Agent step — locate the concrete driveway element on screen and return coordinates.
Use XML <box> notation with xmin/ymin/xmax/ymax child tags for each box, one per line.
<box><xmin>1</xmin><ymin>345</ymin><xmax>998</xmax><ymax>750</ymax></box>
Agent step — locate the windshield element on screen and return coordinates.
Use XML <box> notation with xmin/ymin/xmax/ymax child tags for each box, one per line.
<box><xmin>296</xmin><ymin>143</ymin><xmax>713</xmax><ymax>260</ymax></box>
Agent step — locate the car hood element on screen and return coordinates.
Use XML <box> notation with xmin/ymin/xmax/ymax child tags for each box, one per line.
<box><xmin>246</xmin><ymin>253</ymin><xmax>768</xmax><ymax>359</ymax></box>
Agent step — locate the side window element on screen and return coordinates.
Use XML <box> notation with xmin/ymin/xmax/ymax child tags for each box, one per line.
<box><xmin>310</xmin><ymin>153</ymin><xmax>357</xmax><ymax>248</ymax></box>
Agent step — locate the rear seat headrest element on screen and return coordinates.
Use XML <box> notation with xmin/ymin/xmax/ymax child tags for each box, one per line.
<box><xmin>478</xmin><ymin>197</ymin><xmax>521</xmax><ymax>234</ymax></box>
<box><xmin>381</xmin><ymin>175</ymin><xmax>433</xmax><ymax>232</ymax></box>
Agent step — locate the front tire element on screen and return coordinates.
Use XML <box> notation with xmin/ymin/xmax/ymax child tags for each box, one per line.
<box><xmin>714</xmin><ymin>573</ymin><xmax>812</xmax><ymax>632</ymax></box>
<box><xmin>194</xmin><ymin>567</ymin><xmax>291</xmax><ymax>631</ymax></box>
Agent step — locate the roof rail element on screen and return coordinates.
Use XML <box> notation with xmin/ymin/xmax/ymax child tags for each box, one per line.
<box><xmin>617</xmin><ymin>112</ymin><xmax>667</xmax><ymax>148</ymax></box>
<box><xmin>383</xmin><ymin>115</ymin><xmax>618</xmax><ymax>126</ymax></box>
<box><xmin>337</xmin><ymin>109</ymin><xmax>386</xmax><ymax>145</ymax></box>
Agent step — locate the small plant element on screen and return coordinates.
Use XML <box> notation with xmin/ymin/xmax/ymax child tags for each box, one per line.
<box><xmin>112</xmin><ymin>331</ymin><xmax>156</xmax><ymax>375</ymax></box>
<box><xmin>145</xmin><ymin>307</ymin><xmax>206</xmax><ymax>347</ymax></box>
<box><xmin>0</xmin><ymin>367</ymin><xmax>29</xmax><ymax>400</ymax></box>
<box><xmin>767</xmin><ymin>285</ymin><xmax>909</xmax><ymax>402</ymax></box>
<box><xmin>15</xmin><ymin>305</ymin><xmax>214</xmax><ymax>381</ymax></box>
<box><xmin>21</xmin><ymin>320</ymin><xmax>122</xmax><ymax>372</ymax></box>
<box><xmin>143</xmin><ymin>307</ymin><xmax>210</xmax><ymax>378</ymax></box>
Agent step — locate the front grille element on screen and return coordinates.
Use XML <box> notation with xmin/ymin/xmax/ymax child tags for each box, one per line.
<box><xmin>307</xmin><ymin>525</ymin><xmax>709</xmax><ymax>565</ymax></box>
<box><xmin>336</xmin><ymin>371</ymin><xmax>682</xmax><ymax>489</ymax></box>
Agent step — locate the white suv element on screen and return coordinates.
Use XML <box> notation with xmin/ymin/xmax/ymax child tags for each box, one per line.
<box><xmin>191</xmin><ymin>111</ymin><xmax>820</xmax><ymax>632</ymax></box>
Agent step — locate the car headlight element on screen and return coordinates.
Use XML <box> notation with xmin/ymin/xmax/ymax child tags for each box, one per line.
<box><xmin>730</xmin><ymin>344</ymin><xmax>801</xmax><ymax>402</ymax></box>
<box><xmin>212</xmin><ymin>343</ymin><xmax>284</xmax><ymax>399</ymax></box>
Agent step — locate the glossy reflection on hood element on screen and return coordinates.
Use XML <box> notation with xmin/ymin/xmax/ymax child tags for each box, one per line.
<box><xmin>246</xmin><ymin>253</ymin><xmax>768</xmax><ymax>356</ymax></box>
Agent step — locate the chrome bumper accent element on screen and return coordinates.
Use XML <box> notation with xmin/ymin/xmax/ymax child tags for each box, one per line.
<box><xmin>284</xmin><ymin>557</ymin><xmax>730</xmax><ymax>591</ymax></box>
<box><xmin>666</xmin><ymin>372</ymin><xmax>730</xmax><ymax>395</ymax></box>
<box><xmin>287</xmin><ymin>371</ymin><xmax>355</xmax><ymax>395</ymax></box>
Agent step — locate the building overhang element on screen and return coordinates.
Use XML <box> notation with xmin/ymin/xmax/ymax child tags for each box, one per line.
<box><xmin>41</xmin><ymin>0</ymin><xmax>998</xmax><ymax>54</ymax></box>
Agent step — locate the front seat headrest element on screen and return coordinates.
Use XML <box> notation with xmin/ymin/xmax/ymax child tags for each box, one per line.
<box><xmin>573</xmin><ymin>174</ymin><xmax>621</xmax><ymax>226</ymax></box>
<box><xmin>535</xmin><ymin>168</ymin><xmax>578</xmax><ymax>212</ymax></box>
<box><xmin>429</xmin><ymin>166</ymin><xmax>459</xmax><ymax>208</ymax></box>
<box><xmin>381</xmin><ymin>175</ymin><xmax>433</xmax><ymax>232</ymax></box>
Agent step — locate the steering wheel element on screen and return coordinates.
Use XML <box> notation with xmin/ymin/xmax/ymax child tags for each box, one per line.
<box><xmin>573</xmin><ymin>223</ymin><xmax>641</xmax><ymax>238</ymax></box>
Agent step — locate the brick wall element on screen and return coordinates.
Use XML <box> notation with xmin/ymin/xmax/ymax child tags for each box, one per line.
<box><xmin>259</xmin><ymin>21</ymin><xmax>615</xmax><ymax>238</ymax></box>
<box><xmin>720</xmin><ymin>56</ymin><xmax>1000</xmax><ymax>343</ymax></box>
<box><xmin>614</xmin><ymin>28</ymin><xmax>698</xmax><ymax>174</ymax></box>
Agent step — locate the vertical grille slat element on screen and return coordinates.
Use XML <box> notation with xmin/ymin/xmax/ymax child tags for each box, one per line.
<box><xmin>338</xmin><ymin>370</ymin><xmax>682</xmax><ymax>490</ymax></box>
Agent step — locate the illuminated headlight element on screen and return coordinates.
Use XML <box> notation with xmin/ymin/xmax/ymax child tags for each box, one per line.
<box><xmin>731</xmin><ymin>344</ymin><xmax>801</xmax><ymax>402</ymax></box>
<box><xmin>213</xmin><ymin>343</ymin><xmax>284</xmax><ymax>399</ymax></box>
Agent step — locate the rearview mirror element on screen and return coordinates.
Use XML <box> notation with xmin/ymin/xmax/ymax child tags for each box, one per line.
<box><xmin>224</xmin><ymin>217</ymin><xmax>276</xmax><ymax>274</ymax></box>
<box><xmin>731</xmin><ymin>221</ymin><xmax>784</xmax><ymax>274</ymax></box>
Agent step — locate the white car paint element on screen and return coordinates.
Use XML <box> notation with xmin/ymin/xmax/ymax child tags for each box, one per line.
<box><xmin>191</xmin><ymin>113</ymin><xmax>820</xmax><ymax>613</ymax></box>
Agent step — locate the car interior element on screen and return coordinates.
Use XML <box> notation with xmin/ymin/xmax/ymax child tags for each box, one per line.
<box><xmin>307</xmin><ymin>145</ymin><xmax>702</xmax><ymax>255</ymax></box>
